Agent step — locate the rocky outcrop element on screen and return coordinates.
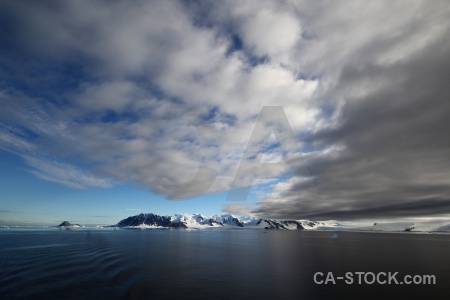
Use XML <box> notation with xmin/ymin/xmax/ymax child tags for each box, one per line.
<box><xmin>57</xmin><ymin>221</ymin><xmax>82</xmax><ymax>227</ymax></box>
<box><xmin>256</xmin><ymin>219</ymin><xmax>304</xmax><ymax>230</ymax></box>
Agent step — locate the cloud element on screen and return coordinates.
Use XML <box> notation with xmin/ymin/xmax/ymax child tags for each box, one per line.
<box><xmin>0</xmin><ymin>0</ymin><xmax>320</xmax><ymax>199</ymax></box>
<box><xmin>219</xmin><ymin>1</ymin><xmax>302</xmax><ymax>62</ymax></box>
<box><xmin>222</xmin><ymin>203</ymin><xmax>256</xmax><ymax>217</ymax></box>
<box><xmin>1</xmin><ymin>0</ymin><xmax>449</xmax><ymax>220</ymax></box>
<box><xmin>24</xmin><ymin>156</ymin><xmax>113</xmax><ymax>189</ymax></box>
<box><xmin>243</xmin><ymin>0</ymin><xmax>450</xmax><ymax>220</ymax></box>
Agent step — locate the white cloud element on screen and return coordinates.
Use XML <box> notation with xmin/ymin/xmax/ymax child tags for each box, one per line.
<box><xmin>23</xmin><ymin>156</ymin><xmax>113</xmax><ymax>189</ymax></box>
<box><xmin>75</xmin><ymin>81</ymin><xmax>143</xmax><ymax>112</ymax></box>
<box><xmin>239</xmin><ymin>8</ymin><xmax>301</xmax><ymax>59</ymax></box>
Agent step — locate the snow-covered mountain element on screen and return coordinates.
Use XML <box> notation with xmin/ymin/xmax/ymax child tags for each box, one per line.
<box><xmin>111</xmin><ymin>213</ymin><xmax>450</xmax><ymax>232</ymax></box>
<box><xmin>114</xmin><ymin>213</ymin><xmax>245</xmax><ymax>229</ymax></box>
<box><xmin>112</xmin><ymin>213</ymin><xmax>332</xmax><ymax>230</ymax></box>
<box><xmin>248</xmin><ymin>219</ymin><xmax>326</xmax><ymax>230</ymax></box>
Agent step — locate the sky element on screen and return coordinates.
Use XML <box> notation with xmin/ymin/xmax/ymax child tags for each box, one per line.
<box><xmin>1</xmin><ymin>0</ymin><xmax>450</xmax><ymax>226</ymax></box>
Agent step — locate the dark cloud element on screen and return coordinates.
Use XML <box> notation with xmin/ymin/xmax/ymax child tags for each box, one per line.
<box><xmin>253</xmin><ymin>26</ymin><xmax>450</xmax><ymax>220</ymax></box>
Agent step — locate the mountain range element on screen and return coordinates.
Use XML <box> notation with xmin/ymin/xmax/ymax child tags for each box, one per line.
<box><xmin>109</xmin><ymin>213</ymin><xmax>450</xmax><ymax>232</ymax></box>
<box><xmin>51</xmin><ymin>214</ymin><xmax>450</xmax><ymax>232</ymax></box>
<box><xmin>111</xmin><ymin>213</ymin><xmax>332</xmax><ymax>230</ymax></box>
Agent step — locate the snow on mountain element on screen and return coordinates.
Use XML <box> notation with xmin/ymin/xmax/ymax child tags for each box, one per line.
<box><xmin>263</xmin><ymin>220</ymin><xmax>303</xmax><ymax>230</ymax></box>
<box><xmin>244</xmin><ymin>219</ymin><xmax>335</xmax><ymax>230</ymax></box>
<box><xmin>114</xmin><ymin>213</ymin><xmax>246</xmax><ymax>229</ymax></box>
<box><xmin>170</xmin><ymin>213</ymin><xmax>245</xmax><ymax>228</ymax></box>
<box><xmin>112</xmin><ymin>213</ymin><xmax>334</xmax><ymax>230</ymax></box>
<box><xmin>115</xmin><ymin>213</ymin><xmax>187</xmax><ymax>229</ymax></box>
<box><xmin>111</xmin><ymin>213</ymin><xmax>450</xmax><ymax>232</ymax></box>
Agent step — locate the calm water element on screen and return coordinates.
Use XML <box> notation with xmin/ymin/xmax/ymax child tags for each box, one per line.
<box><xmin>1</xmin><ymin>229</ymin><xmax>449</xmax><ymax>300</ymax></box>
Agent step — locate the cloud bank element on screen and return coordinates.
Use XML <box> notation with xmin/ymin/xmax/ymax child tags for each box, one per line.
<box><xmin>1</xmin><ymin>0</ymin><xmax>450</xmax><ymax>219</ymax></box>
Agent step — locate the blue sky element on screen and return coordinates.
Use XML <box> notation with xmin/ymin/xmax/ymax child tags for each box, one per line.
<box><xmin>1</xmin><ymin>0</ymin><xmax>450</xmax><ymax>225</ymax></box>
<box><xmin>0</xmin><ymin>150</ymin><xmax>242</xmax><ymax>225</ymax></box>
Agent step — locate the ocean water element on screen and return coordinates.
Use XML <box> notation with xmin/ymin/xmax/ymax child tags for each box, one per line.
<box><xmin>1</xmin><ymin>229</ymin><xmax>449</xmax><ymax>300</ymax></box>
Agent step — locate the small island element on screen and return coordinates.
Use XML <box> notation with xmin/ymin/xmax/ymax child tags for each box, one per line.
<box><xmin>57</xmin><ymin>221</ymin><xmax>82</xmax><ymax>228</ymax></box>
